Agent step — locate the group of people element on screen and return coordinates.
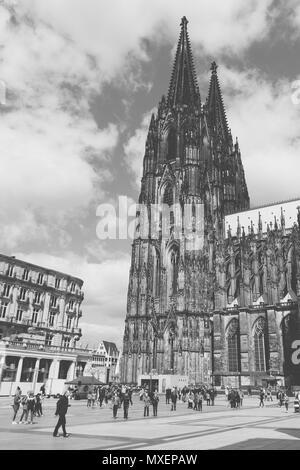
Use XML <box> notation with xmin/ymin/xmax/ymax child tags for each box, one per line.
<box><xmin>225</xmin><ymin>387</ymin><xmax>244</xmax><ymax>409</ymax></box>
<box><xmin>11</xmin><ymin>386</ymin><xmax>44</xmax><ymax>424</ymax></box>
<box><xmin>165</xmin><ymin>386</ymin><xmax>217</xmax><ymax>410</ymax></box>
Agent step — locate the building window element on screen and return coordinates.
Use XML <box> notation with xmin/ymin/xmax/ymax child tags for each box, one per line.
<box><xmin>63</xmin><ymin>337</ymin><xmax>71</xmax><ymax>349</ymax></box>
<box><xmin>34</xmin><ymin>292</ymin><xmax>41</xmax><ymax>304</ymax></box>
<box><xmin>3</xmin><ymin>284</ymin><xmax>11</xmax><ymax>298</ymax></box>
<box><xmin>0</xmin><ymin>301</ymin><xmax>8</xmax><ymax>318</ymax></box>
<box><xmin>16</xmin><ymin>309</ymin><xmax>23</xmax><ymax>322</ymax></box>
<box><xmin>69</xmin><ymin>300</ymin><xmax>75</xmax><ymax>311</ymax></box>
<box><xmin>23</xmin><ymin>269</ymin><xmax>29</xmax><ymax>281</ymax></box>
<box><xmin>254</xmin><ymin>317</ymin><xmax>267</xmax><ymax>372</ymax></box>
<box><xmin>45</xmin><ymin>333</ymin><xmax>53</xmax><ymax>347</ymax></box>
<box><xmin>49</xmin><ymin>312</ymin><xmax>55</xmax><ymax>327</ymax></box>
<box><xmin>37</xmin><ymin>273</ymin><xmax>44</xmax><ymax>285</ymax></box>
<box><xmin>66</xmin><ymin>317</ymin><xmax>72</xmax><ymax>329</ymax></box>
<box><xmin>50</xmin><ymin>295</ymin><xmax>57</xmax><ymax>308</ymax></box>
<box><xmin>55</xmin><ymin>278</ymin><xmax>61</xmax><ymax>289</ymax></box>
<box><xmin>32</xmin><ymin>308</ymin><xmax>39</xmax><ymax>324</ymax></box>
<box><xmin>7</xmin><ymin>265</ymin><xmax>14</xmax><ymax>277</ymax></box>
<box><xmin>19</xmin><ymin>288</ymin><xmax>26</xmax><ymax>301</ymax></box>
<box><xmin>70</xmin><ymin>282</ymin><xmax>76</xmax><ymax>293</ymax></box>
<box><xmin>227</xmin><ymin>318</ymin><xmax>240</xmax><ymax>372</ymax></box>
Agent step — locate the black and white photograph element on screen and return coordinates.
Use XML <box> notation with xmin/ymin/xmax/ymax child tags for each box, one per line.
<box><xmin>0</xmin><ymin>0</ymin><xmax>300</xmax><ymax>456</ymax></box>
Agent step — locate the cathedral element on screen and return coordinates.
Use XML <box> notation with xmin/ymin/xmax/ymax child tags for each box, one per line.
<box><xmin>121</xmin><ymin>17</ymin><xmax>300</xmax><ymax>389</ymax></box>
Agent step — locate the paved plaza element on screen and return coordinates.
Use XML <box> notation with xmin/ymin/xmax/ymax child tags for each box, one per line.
<box><xmin>1</xmin><ymin>394</ymin><xmax>300</xmax><ymax>450</ymax></box>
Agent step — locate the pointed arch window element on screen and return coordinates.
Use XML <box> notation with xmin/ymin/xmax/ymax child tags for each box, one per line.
<box><xmin>167</xmin><ymin>128</ymin><xmax>176</xmax><ymax>161</ymax></box>
<box><xmin>253</xmin><ymin>317</ymin><xmax>267</xmax><ymax>372</ymax></box>
<box><xmin>226</xmin><ymin>318</ymin><xmax>240</xmax><ymax>372</ymax></box>
<box><xmin>152</xmin><ymin>249</ymin><xmax>160</xmax><ymax>297</ymax></box>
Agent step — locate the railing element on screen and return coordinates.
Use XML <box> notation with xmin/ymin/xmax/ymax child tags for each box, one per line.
<box><xmin>1</xmin><ymin>339</ymin><xmax>95</xmax><ymax>354</ymax></box>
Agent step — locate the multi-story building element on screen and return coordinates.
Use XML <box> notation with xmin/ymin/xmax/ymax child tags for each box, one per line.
<box><xmin>121</xmin><ymin>17</ymin><xmax>300</xmax><ymax>390</ymax></box>
<box><xmin>93</xmin><ymin>341</ymin><xmax>120</xmax><ymax>383</ymax></box>
<box><xmin>0</xmin><ymin>253</ymin><xmax>89</xmax><ymax>395</ymax></box>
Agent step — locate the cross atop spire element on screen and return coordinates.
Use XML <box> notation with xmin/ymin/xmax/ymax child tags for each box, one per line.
<box><xmin>206</xmin><ymin>61</ymin><xmax>229</xmax><ymax>140</ymax></box>
<box><xmin>167</xmin><ymin>17</ymin><xmax>201</xmax><ymax>109</ymax></box>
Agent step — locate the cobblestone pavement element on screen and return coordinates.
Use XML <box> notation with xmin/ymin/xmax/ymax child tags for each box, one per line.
<box><xmin>0</xmin><ymin>394</ymin><xmax>299</xmax><ymax>450</ymax></box>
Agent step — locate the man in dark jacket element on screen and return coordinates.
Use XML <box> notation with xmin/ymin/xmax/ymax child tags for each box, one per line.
<box><xmin>123</xmin><ymin>391</ymin><xmax>130</xmax><ymax>419</ymax></box>
<box><xmin>53</xmin><ymin>391</ymin><xmax>70</xmax><ymax>437</ymax></box>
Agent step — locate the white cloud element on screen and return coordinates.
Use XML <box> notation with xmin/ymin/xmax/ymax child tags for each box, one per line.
<box><xmin>18</xmin><ymin>0</ymin><xmax>275</xmax><ymax>74</ymax></box>
<box><xmin>217</xmin><ymin>65</ymin><xmax>300</xmax><ymax>206</ymax></box>
<box><xmin>0</xmin><ymin>3</ymin><xmax>119</xmax><ymax>249</ymax></box>
<box><xmin>123</xmin><ymin>111</ymin><xmax>154</xmax><ymax>188</ymax></box>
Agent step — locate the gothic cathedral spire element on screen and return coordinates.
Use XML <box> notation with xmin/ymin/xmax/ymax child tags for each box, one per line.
<box><xmin>167</xmin><ymin>17</ymin><xmax>201</xmax><ymax>109</ymax></box>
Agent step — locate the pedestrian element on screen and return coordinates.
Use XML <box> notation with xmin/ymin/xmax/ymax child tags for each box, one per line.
<box><xmin>87</xmin><ymin>391</ymin><xmax>92</xmax><ymax>407</ymax></box>
<box><xmin>284</xmin><ymin>393</ymin><xmax>289</xmax><ymax>413</ymax></box>
<box><xmin>143</xmin><ymin>391</ymin><xmax>151</xmax><ymax>417</ymax></box>
<box><xmin>206</xmin><ymin>391</ymin><xmax>211</xmax><ymax>406</ymax></box>
<box><xmin>53</xmin><ymin>391</ymin><xmax>70</xmax><ymax>437</ymax></box>
<box><xmin>128</xmin><ymin>388</ymin><xmax>133</xmax><ymax>406</ymax></box>
<box><xmin>152</xmin><ymin>390</ymin><xmax>159</xmax><ymax>417</ymax></box>
<box><xmin>35</xmin><ymin>393</ymin><xmax>43</xmax><ymax>417</ymax></box>
<box><xmin>11</xmin><ymin>388</ymin><xmax>21</xmax><ymax>424</ymax></box>
<box><xmin>171</xmin><ymin>387</ymin><xmax>177</xmax><ymax>411</ymax></box>
<box><xmin>165</xmin><ymin>388</ymin><xmax>171</xmax><ymax>404</ymax></box>
<box><xmin>198</xmin><ymin>393</ymin><xmax>203</xmax><ymax>412</ymax></box>
<box><xmin>239</xmin><ymin>389</ymin><xmax>244</xmax><ymax>407</ymax></box>
<box><xmin>193</xmin><ymin>392</ymin><xmax>199</xmax><ymax>411</ymax></box>
<box><xmin>40</xmin><ymin>384</ymin><xmax>46</xmax><ymax>397</ymax></box>
<box><xmin>27</xmin><ymin>392</ymin><xmax>36</xmax><ymax>424</ymax></box>
<box><xmin>112</xmin><ymin>392</ymin><xmax>121</xmax><ymax>419</ymax></box>
<box><xmin>259</xmin><ymin>389</ymin><xmax>265</xmax><ymax>407</ymax></box>
<box><xmin>99</xmin><ymin>387</ymin><xmax>105</xmax><ymax>407</ymax></box>
<box><xmin>19</xmin><ymin>394</ymin><xmax>28</xmax><ymax>424</ymax></box>
<box><xmin>123</xmin><ymin>390</ymin><xmax>130</xmax><ymax>420</ymax></box>
<box><xmin>187</xmin><ymin>391</ymin><xmax>194</xmax><ymax>409</ymax></box>
<box><xmin>91</xmin><ymin>390</ymin><xmax>96</xmax><ymax>407</ymax></box>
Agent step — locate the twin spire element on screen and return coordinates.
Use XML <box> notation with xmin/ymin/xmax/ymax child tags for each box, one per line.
<box><xmin>167</xmin><ymin>17</ymin><xmax>229</xmax><ymax>140</ymax></box>
<box><xmin>167</xmin><ymin>16</ymin><xmax>200</xmax><ymax>108</ymax></box>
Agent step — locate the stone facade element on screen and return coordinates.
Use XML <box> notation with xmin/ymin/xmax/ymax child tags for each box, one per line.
<box><xmin>121</xmin><ymin>17</ymin><xmax>300</xmax><ymax>388</ymax></box>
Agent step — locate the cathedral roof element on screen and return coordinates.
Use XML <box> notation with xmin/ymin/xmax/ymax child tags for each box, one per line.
<box><xmin>167</xmin><ymin>16</ymin><xmax>201</xmax><ymax>109</ymax></box>
<box><xmin>225</xmin><ymin>198</ymin><xmax>300</xmax><ymax>237</ymax></box>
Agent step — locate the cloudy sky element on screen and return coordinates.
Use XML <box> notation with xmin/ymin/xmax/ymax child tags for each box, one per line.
<box><xmin>0</xmin><ymin>0</ymin><xmax>300</xmax><ymax>349</ymax></box>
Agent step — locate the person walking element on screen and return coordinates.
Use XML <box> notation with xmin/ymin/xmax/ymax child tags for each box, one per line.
<box><xmin>19</xmin><ymin>394</ymin><xmax>28</xmax><ymax>424</ymax></box>
<box><xmin>11</xmin><ymin>389</ymin><xmax>21</xmax><ymax>424</ymax></box>
<box><xmin>171</xmin><ymin>387</ymin><xmax>177</xmax><ymax>411</ymax></box>
<box><xmin>187</xmin><ymin>391</ymin><xmax>194</xmax><ymax>409</ymax></box>
<box><xmin>112</xmin><ymin>392</ymin><xmax>121</xmax><ymax>419</ymax></box>
<box><xmin>259</xmin><ymin>389</ymin><xmax>265</xmax><ymax>408</ymax></box>
<box><xmin>198</xmin><ymin>393</ymin><xmax>203</xmax><ymax>412</ymax></box>
<box><xmin>143</xmin><ymin>391</ymin><xmax>151</xmax><ymax>417</ymax></box>
<box><xmin>152</xmin><ymin>390</ymin><xmax>159</xmax><ymax>417</ymax></box>
<box><xmin>165</xmin><ymin>388</ymin><xmax>171</xmax><ymax>404</ymax></box>
<box><xmin>26</xmin><ymin>392</ymin><xmax>36</xmax><ymax>424</ymax></box>
<box><xmin>35</xmin><ymin>393</ymin><xmax>43</xmax><ymax>417</ymax></box>
<box><xmin>284</xmin><ymin>393</ymin><xmax>289</xmax><ymax>413</ymax></box>
<box><xmin>123</xmin><ymin>390</ymin><xmax>130</xmax><ymax>420</ymax></box>
<box><xmin>239</xmin><ymin>389</ymin><xmax>244</xmax><ymax>407</ymax></box>
<box><xmin>53</xmin><ymin>391</ymin><xmax>70</xmax><ymax>437</ymax></box>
